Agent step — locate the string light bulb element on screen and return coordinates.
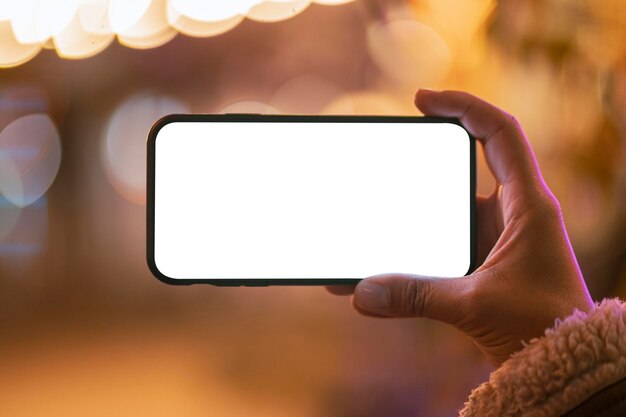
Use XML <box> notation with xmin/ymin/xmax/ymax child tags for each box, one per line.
<box><xmin>0</xmin><ymin>0</ymin><xmax>355</xmax><ymax>67</ymax></box>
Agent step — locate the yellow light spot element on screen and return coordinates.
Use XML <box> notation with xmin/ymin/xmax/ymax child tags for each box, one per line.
<box><xmin>0</xmin><ymin>21</ymin><xmax>41</xmax><ymax>68</ymax></box>
<box><xmin>247</xmin><ymin>0</ymin><xmax>311</xmax><ymax>23</ymax></box>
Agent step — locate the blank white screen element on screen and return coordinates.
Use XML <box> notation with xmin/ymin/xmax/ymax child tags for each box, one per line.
<box><xmin>153</xmin><ymin>121</ymin><xmax>471</xmax><ymax>279</ymax></box>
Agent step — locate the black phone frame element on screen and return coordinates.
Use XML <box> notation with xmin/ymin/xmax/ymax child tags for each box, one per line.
<box><xmin>147</xmin><ymin>114</ymin><xmax>476</xmax><ymax>286</ymax></box>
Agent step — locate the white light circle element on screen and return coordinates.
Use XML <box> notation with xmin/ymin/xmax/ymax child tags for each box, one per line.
<box><xmin>0</xmin><ymin>114</ymin><xmax>62</xmax><ymax>207</ymax></box>
<box><xmin>103</xmin><ymin>93</ymin><xmax>189</xmax><ymax>204</ymax></box>
<box><xmin>79</xmin><ymin>0</ymin><xmax>112</xmax><ymax>35</ymax></box>
<box><xmin>118</xmin><ymin>27</ymin><xmax>177</xmax><ymax>49</ymax></box>
<box><xmin>54</xmin><ymin>12</ymin><xmax>115</xmax><ymax>59</ymax></box>
<box><xmin>167</xmin><ymin>8</ymin><xmax>244</xmax><ymax>37</ymax></box>
<box><xmin>10</xmin><ymin>0</ymin><xmax>81</xmax><ymax>44</ymax></box>
<box><xmin>170</xmin><ymin>0</ymin><xmax>258</xmax><ymax>21</ymax></box>
<box><xmin>247</xmin><ymin>0</ymin><xmax>311</xmax><ymax>23</ymax></box>
<box><xmin>0</xmin><ymin>21</ymin><xmax>41</xmax><ymax>68</ymax></box>
<box><xmin>314</xmin><ymin>0</ymin><xmax>354</xmax><ymax>4</ymax></box>
<box><xmin>116</xmin><ymin>0</ymin><xmax>171</xmax><ymax>39</ymax></box>
<box><xmin>0</xmin><ymin>0</ymin><xmax>18</xmax><ymax>20</ymax></box>
<box><xmin>108</xmin><ymin>0</ymin><xmax>152</xmax><ymax>33</ymax></box>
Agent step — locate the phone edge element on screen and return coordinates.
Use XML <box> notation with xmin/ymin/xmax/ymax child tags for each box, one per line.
<box><xmin>146</xmin><ymin>114</ymin><xmax>477</xmax><ymax>286</ymax></box>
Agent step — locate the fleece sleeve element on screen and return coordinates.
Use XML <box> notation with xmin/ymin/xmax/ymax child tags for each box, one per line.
<box><xmin>459</xmin><ymin>298</ymin><xmax>626</xmax><ymax>417</ymax></box>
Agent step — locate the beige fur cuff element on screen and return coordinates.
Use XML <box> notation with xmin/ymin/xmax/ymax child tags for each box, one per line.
<box><xmin>460</xmin><ymin>298</ymin><xmax>626</xmax><ymax>417</ymax></box>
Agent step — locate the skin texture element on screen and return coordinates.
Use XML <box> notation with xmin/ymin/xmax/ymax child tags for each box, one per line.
<box><xmin>326</xmin><ymin>89</ymin><xmax>594</xmax><ymax>367</ymax></box>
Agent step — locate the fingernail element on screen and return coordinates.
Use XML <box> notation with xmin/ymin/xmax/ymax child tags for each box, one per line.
<box><xmin>355</xmin><ymin>281</ymin><xmax>389</xmax><ymax>311</ymax></box>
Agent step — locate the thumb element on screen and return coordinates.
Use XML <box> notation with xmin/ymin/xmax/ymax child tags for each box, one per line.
<box><xmin>352</xmin><ymin>273</ymin><xmax>472</xmax><ymax>324</ymax></box>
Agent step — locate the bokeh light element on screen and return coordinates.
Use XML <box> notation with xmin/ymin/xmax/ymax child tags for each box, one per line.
<box><xmin>53</xmin><ymin>12</ymin><xmax>114</xmax><ymax>59</ymax></box>
<box><xmin>424</xmin><ymin>0</ymin><xmax>494</xmax><ymax>47</ymax></box>
<box><xmin>0</xmin><ymin>114</ymin><xmax>62</xmax><ymax>208</ymax></box>
<box><xmin>169</xmin><ymin>0</ymin><xmax>254</xmax><ymax>22</ymax></box>
<box><xmin>1</xmin><ymin>1</ymin><xmax>625</xmax><ymax>416</ymax></box>
<box><xmin>367</xmin><ymin>19</ymin><xmax>451</xmax><ymax>87</ymax></box>
<box><xmin>167</xmin><ymin>8</ymin><xmax>244</xmax><ymax>37</ymax></box>
<box><xmin>113</xmin><ymin>0</ymin><xmax>175</xmax><ymax>49</ymax></box>
<box><xmin>0</xmin><ymin>196</ymin><xmax>47</xmax><ymax>256</ymax></box>
<box><xmin>0</xmin><ymin>195</ymin><xmax>21</xmax><ymax>242</ymax></box>
<box><xmin>78</xmin><ymin>0</ymin><xmax>112</xmax><ymax>35</ymax></box>
<box><xmin>9</xmin><ymin>0</ymin><xmax>81</xmax><ymax>44</ymax></box>
<box><xmin>117</xmin><ymin>26</ymin><xmax>176</xmax><ymax>49</ymax></box>
<box><xmin>219</xmin><ymin>100</ymin><xmax>280</xmax><ymax>114</ymax></box>
<box><xmin>270</xmin><ymin>74</ymin><xmax>343</xmax><ymax>114</ymax></box>
<box><xmin>247</xmin><ymin>0</ymin><xmax>312</xmax><ymax>23</ymax></box>
<box><xmin>102</xmin><ymin>93</ymin><xmax>189</xmax><ymax>205</ymax></box>
<box><xmin>108</xmin><ymin>0</ymin><xmax>153</xmax><ymax>34</ymax></box>
<box><xmin>313</xmin><ymin>0</ymin><xmax>353</xmax><ymax>4</ymax></box>
<box><xmin>0</xmin><ymin>0</ymin><xmax>355</xmax><ymax>66</ymax></box>
<box><xmin>321</xmin><ymin>91</ymin><xmax>412</xmax><ymax>115</ymax></box>
<box><xmin>0</xmin><ymin>20</ymin><xmax>42</xmax><ymax>68</ymax></box>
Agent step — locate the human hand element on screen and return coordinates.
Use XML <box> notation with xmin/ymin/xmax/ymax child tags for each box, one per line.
<box><xmin>326</xmin><ymin>90</ymin><xmax>594</xmax><ymax>366</ymax></box>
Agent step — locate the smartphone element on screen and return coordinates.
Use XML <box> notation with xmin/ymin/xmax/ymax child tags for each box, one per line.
<box><xmin>147</xmin><ymin>114</ymin><xmax>475</xmax><ymax>286</ymax></box>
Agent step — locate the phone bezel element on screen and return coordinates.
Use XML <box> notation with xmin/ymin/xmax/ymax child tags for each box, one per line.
<box><xmin>147</xmin><ymin>114</ymin><xmax>476</xmax><ymax>286</ymax></box>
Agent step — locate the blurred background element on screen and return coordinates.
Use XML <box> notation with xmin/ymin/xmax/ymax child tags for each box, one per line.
<box><xmin>1</xmin><ymin>0</ymin><xmax>625</xmax><ymax>416</ymax></box>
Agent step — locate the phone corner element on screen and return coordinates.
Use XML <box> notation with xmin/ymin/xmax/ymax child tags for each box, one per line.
<box><xmin>463</xmin><ymin>255</ymin><xmax>478</xmax><ymax>276</ymax></box>
<box><xmin>147</xmin><ymin>114</ymin><xmax>183</xmax><ymax>146</ymax></box>
<box><xmin>146</xmin><ymin>254</ymin><xmax>190</xmax><ymax>286</ymax></box>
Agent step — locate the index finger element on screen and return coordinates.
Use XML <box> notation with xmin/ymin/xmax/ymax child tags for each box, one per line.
<box><xmin>415</xmin><ymin>89</ymin><xmax>545</xmax><ymax>196</ymax></box>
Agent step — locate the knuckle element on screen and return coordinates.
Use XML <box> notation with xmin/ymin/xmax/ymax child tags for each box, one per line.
<box><xmin>527</xmin><ymin>188</ymin><xmax>563</xmax><ymax>224</ymax></box>
<box><xmin>403</xmin><ymin>279</ymin><xmax>431</xmax><ymax>317</ymax></box>
<box><xmin>489</xmin><ymin>113</ymin><xmax>525</xmax><ymax>145</ymax></box>
<box><xmin>499</xmin><ymin>112</ymin><xmax>521</xmax><ymax>132</ymax></box>
<box><xmin>546</xmin><ymin>193</ymin><xmax>563</xmax><ymax>217</ymax></box>
<box><xmin>507</xmin><ymin>114</ymin><xmax>521</xmax><ymax>129</ymax></box>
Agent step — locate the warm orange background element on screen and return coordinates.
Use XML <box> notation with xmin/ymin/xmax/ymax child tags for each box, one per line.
<box><xmin>1</xmin><ymin>1</ymin><xmax>625</xmax><ymax>416</ymax></box>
